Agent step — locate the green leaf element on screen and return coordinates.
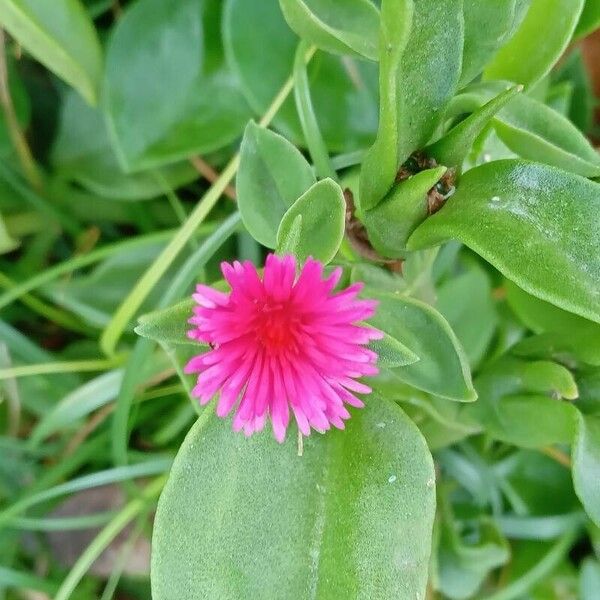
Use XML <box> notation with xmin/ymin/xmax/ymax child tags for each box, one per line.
<box><xmin>574</xmin><ymin>0</ymin><xmax>600</xmax><ymax>38</ymax></box>
<box><xmin>554</xmin><ymin>49</ymin><xmax>595</xmax><ymax>134</ymax></box>
<box><xmin>369</xmin><ymin>333</ymin><xmax>419</xmax><ymax>368</ymax></box>
<box><xmin>104</xmin><ymin>0</ymin><xmax>251</xmax><ymax>171</ymax></box>
<box><xmin>437</xmin><ymin>514</ymin><xmax>509</xmax><ymax>599</ymax></box>
<box><xmin>426</xmin><ymin>85</ymin><xmax>522</xmax><ymax>169</ymax></box>
<box><xmin>135</xmin><ymin>298</ymin><xmax>201</xmax><ymax>348</ymax></box>
<box><xmin>238</xmin><ymin>121</ymin><xmax>316</xmax><ymax>248</ymax></box>
<box><xmin>279</xmin><ymin>0</ymin><xmax>380</xmax><ymax>60</ymax></box>
<box><xmin>360</xmin><ymin>0</ymin><xmax>463</xmax><ymax>210</ymax></box>
<box><xmin>437</xmin><ymin>267</ymin><xmax>498</xmax><ymax>369</ymax></box>
<box><xmin>573</xmin><ymin>414</ymin><xmax>600</xmax><ymax>527</ymax></box>
<box><xmin>493</xmin><ymin>395</ymin><xmax>578</xmax><ymax>447</ymax></box>
<box><xmin>276</xmin><ymin>178</ymin><xmax>346</xmax><ymax>263</ymax></box>
<box><xmin>51</xmin><ymin>90</ymin><xmax>198</xmax><ymax>201</ymax></box>
<box><xmin>484</xmin><ymin>0</ymin><xmax>585</xmax><ymax>87</ymax></box>
<box><xmin>408</xmin><ymin>160</ymin><xmax>600</xmax><ymax>325</ymax></box>
<box><xmin>462</xmin><ymin>357</ymin><xmax>579</xmax><ymax>446</ymax></box>
<box><xmin>0</xmin><ymin>57</ymin><xmax>30</xmax><ymax>157</ymax></box>
<box><xmin>363</xmin><ymin>167</ymin><xmax>447</xmax><ymax>258</ymax></box>
<box><xmin>224</xmin><ymin>0</ymin><xmax>379</xmax><ymax>153</ymax></box>
<box><xmin>458</xmin><ymin>81</ymin><xmax>600</xmax><ymax>176</ymax></box>
<box><xmin>369</xmin><ymin>292</ymin><xmax>476</xmax><ymax>402</ymax></box>
<box><xmin>460</xmin><ymin>0</ymin><xmax>531</xmax><ymax>86</ymax></box>
<box><xmin>506</xmin><ymin>279</ymin><xmax>600</xmax><ymax>365</ymax></box>
<box><xmin>358</xmin><ymin>0</ymin><xmax>413</xmax><ymax>211</ymax></box>
<box><xmin>0</xmin><ymin>0</ymin><xmax>102</xmax><ymax>105</ymax></box>
<box><xmin>580</xmin><ymin>559</ymin><xmax>600</xmax><ymax>599</ymax></box>
<box><xmin>0</xmin><ymin>213</ymin><xmax>18</xmax><ymax>255</ymax></box>
<box><xmin>152</xmin><ymin>398</ymin><xmax>436</xmax><ymax>599</ymax></box>
<box><xmin>493</xmin><ymin>91</ymin><xmax>600</xmax><ymax>177</ymax></box>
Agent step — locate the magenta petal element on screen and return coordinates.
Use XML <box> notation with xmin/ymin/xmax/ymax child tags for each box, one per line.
<box><xmin>186</xmin><ymin>253</ymin><xmax>381</xmax><ymax>441</ymax></box>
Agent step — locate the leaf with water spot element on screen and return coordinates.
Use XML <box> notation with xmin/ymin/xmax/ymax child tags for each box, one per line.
<box><xmin>151</xmin><ymin>398</ymin><xmax>436</xmax><ymax>599</ymax></box>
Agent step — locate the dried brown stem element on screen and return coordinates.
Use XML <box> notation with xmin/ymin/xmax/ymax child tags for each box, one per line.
<box><xmin>189</xmin><ymin>156</ymin><xmax>237</xmax><ymax>200</ymax></box>
<box><xmin>540</xmin><ymin>445</ymin><xmax>572</xmax><ymax>468</ymax></box>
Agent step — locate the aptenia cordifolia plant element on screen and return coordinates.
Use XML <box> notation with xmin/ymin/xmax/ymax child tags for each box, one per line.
<box><xmin>0</xmin><ymin>0</ymin><xmax>600</xmax><ymax>599</ymax></box>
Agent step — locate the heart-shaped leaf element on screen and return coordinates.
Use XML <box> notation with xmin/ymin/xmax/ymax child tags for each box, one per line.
<box><xmin>408</xmin><ymin>160</ymin><xmax>600</xmax><ymax>325</ymax></box>
<box><xmin>279</xmin><ymin>0</ymin><xmax>380</xmax><ymax>60</ymax></box>
<box><xmin>276</xmin><ymin>178</ymin><xmax>346</xmax><ymax>264</ymax></box>
<box><xmin>152</xmin><ymin>398</ymin><xmax>436</xmax><ymax>599</ymax></box>
<box><xmin>238</xmin><ymin>121</ymin><xmax>316</xmax><ymax>248</ymax></box>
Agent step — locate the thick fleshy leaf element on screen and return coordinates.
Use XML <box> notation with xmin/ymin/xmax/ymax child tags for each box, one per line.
<box><xmin>279</xmin><ymin>0</ymin><xmax>380</xmax><ymax>60</ymax></box>
<box><xmin>276</xmin><ymin>178</ymin><xmax>346</xmax><ymax>264</ymax></box>
<box><xmin>104</xmin><ymin>0</ymin><xmax>251</xmax><ymax>171</ymax></box>
<box><xmin>437</xmin><ymin>513</ymin><xmax>509</xmax><ymax>599</ymax></box>
<box><xmin>489</xmin><ymin>394</ymin><xmax>578</xmax><ymax>447</ymax></box>
<box><xmin>554</xmin><ymin>49</ymin><xmax>595</xmax><ymax>134</ymax></box>
<box><xmin>51</xmin><ymin>90</ymin><xmax>197</xmax><ymax>200</ymax></box>
<box><xmin>135</xmin><ymin>299</ymin><xmax>200</xmax><ymax>348</ymax></box>
<box><xmin>224</xmin><ymin>0</ymin><xmax>379</xmax><ymax>152</ymax></box>
<box><xmin>369</xmin><ymin>334</ymin><xmax>418</xmax><ymax>368</ymax></box>
<box><xmin>359</xmin><ymin>0</ymin><xmax>463</xmax><ymax>210</ymax></box>
<box><xmin>574</xmin><ymin>0</ymin><xmax>600</xmax><ymax>38</ymax></box>
<box><xmin>0</xmin><ymin>0</ymin><xmax>102</xmax><ymax>104</ymax></box>
<box><xmin>506</xmin><ymin>279</ymin><xmax>600</xmax><ymax>365</ymax></box>
<box><xmin>484</xmin><ymin>0</ymin><xmax>585</xmax><ymax>87</ymax></box>
<box><xmin>152</xmin><ymin>399</ymin><xmax>436</xmax><ymax>599</ymax></box>
<box><xmin>426</xmin><ymin>86</ymin><xmax>522</xmax><ymax>169</ymax></box>
<box><xmin>437</xmin><ymin>268</ymin><xmax>498</xmax><ymax>369</ymax></box>
<box><xmin>363</xmin><ymin>167</ymin><xmax>446</xmax><ymax>258</ymax></box>
<box><xmin>493</xmin><ymin>90</ymin><xmax>600</xmax><ymax>177</ymax></box>
<box><xmin>573</xmin><ymin>414</ymin><xmax>600</xmax><ymax>527</ymax></box>
<box><xmin>237</xmin><ymin>121</ymin><xmax>316</xmax><ymax>248</ymax></box>
<box><xmin>460</xmin><ymin>0</ymin><xmax>530</xmax><ymax>86</ymax></box>
<box><xmin>462</xmin><ymin>356</ymin><xmax>579</xmax><ymax>446</ymax></box>
<box><xmin>408</xmin><ymin>160</ymin><xmax>600</xmax><ymax>325</ymax></box>
<box><xmin>369</xmin><ymin>292</ymin><xmax>476</xmax><ymax>402</ymax></box>
<box><xmin>456</xmin><ymin>82</ymin><xmax>600</xmax><ymax>176</ymax></box>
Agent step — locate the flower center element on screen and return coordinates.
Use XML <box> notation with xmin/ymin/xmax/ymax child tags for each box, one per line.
<box><xmin>254</xmin><ymin>301</ymin><xmax>299</xmax><ymax>352</ymax></box>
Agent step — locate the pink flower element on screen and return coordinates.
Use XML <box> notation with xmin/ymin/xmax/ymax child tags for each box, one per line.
<box><xmin>184</xmin><ymin>254</ymin><xmax>382</xmax><ymax>442</ymax></box>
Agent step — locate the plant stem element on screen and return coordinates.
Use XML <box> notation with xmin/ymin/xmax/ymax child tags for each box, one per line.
<box><xmin>0</xmin><ymin>29</ymin><xmax>42</xmax><ymax>190</ymax></box>
<box><xmin>189</xmin><ymin>156</ymin><xmax>236</xmax><ymax>200</ymax></box>
<box><xmin>540</xmin><ymin>445</ymin><xmax>571</xmax><ymax>468</ymax></box>
<box><xmin>0</xmin><ymin>354</ymin><xmax>127</xmax><ymax>381</ymax></box>
<box><xmin>293</xmin><ymin>42</ymin><xmax>335</xmax><ymax>180</ymax></box>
